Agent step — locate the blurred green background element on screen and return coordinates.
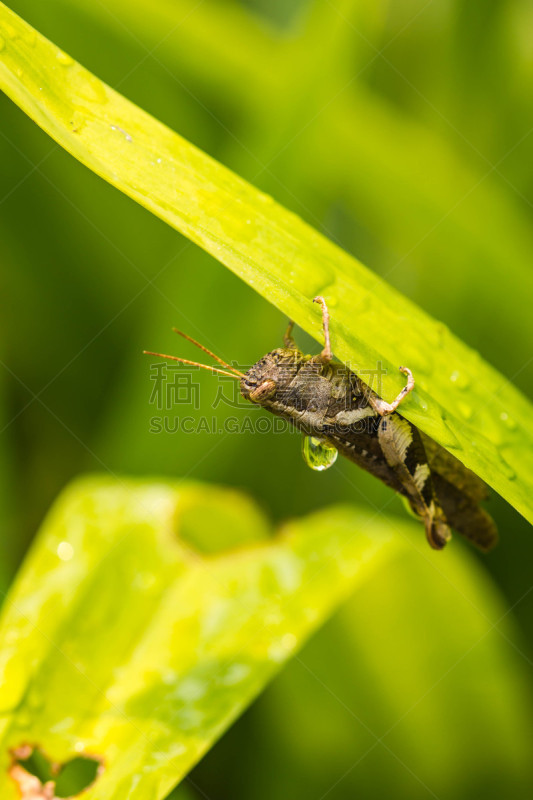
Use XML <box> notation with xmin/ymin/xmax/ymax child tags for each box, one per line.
<box><xmin>1</xmin><ymin>1</ymin><xmax>533</xmax><ymax>798</ymax></box>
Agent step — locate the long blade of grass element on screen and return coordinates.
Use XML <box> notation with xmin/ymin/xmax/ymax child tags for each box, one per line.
<box><xmin>1</xmin><ymin>478</ymin><xmax>532</xmax><ymax>798</ymax></box>
<box><xmin>0</xmin><ymin>477</ymin><xmax>399</xmax><ymax>799</ymax></box>
<box><xmin>0</xmin><ymin>3</ymin><xmax>532</xmax><ymax>522</ymax></box>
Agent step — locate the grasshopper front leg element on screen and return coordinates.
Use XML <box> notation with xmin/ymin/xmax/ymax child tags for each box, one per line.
<box><xmin>312</xmin><ymin>296</ymin><xmax>414</xmax><ymax>408</ymax></box>
<box><xmin>312</xmin><ymin>296</ymin><xmax>333</xmax><ymax>362</ymax></box>
<box><xmin>283</xmin><ymin>320</ymin><xmax>297</xmax><ymax>349</ymax></box>
<box><xmin>367</xmin><ymin>367</ymin><xmax>415</xmax><ymax>416</ymax></box>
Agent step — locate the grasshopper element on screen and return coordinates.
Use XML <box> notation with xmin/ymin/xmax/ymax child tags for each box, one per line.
<box><xmin>145</xmin><ymin>297</ymin><xmax>497</xmax><ymax>552</ymax></box>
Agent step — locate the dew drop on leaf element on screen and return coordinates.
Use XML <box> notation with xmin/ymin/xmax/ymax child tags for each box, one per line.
<box><xmin>449</xmin><ymin>370</ymin><xmax>470</xmax><ymax>389</ymax></box>
<box><xmin>57</xmin><ymin>541</ymin><xmax>74</xmax><ymax>561</ymax></box>
<box><xmin>77</xmin><ymin>73</ymin><xmax>107</xmax><ymax>104</ymax></box>
<box><xmin>302</xmin><ymin>436</ymin><xmax>338</xmax><ymax>471</ymax></box>
<box><xmin>56</xmin><ymin>49</ymin><xmax>73</xmax><ymax>66</ymax></box>
<box><xmin>499</xmin><ymin>411</ymin><xmax>517</xmax><ymax>431</ymax></box>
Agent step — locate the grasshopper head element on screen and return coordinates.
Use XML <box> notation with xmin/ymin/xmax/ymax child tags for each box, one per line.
<box><xmin>240</xmin><ymin>347</ymin><xmax>302</xmax><ymax>406</ymax></box>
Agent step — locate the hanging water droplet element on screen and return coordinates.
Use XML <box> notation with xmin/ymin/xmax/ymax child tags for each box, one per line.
<box><xmin>302</xmin><ymin>436</ymin><xmax>338</xmax><ymax>471</ymax></box>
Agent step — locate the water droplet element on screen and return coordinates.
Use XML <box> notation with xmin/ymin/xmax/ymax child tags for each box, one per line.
<box><xmin>0</xmin><ymin>36</ymin><xmax>5</xmax><ymax>52</ymax></box>
<box><xmin>449</xmin><ymin>370</ymin><xmax>470</xmax><ymax>389</ymax></box>
<box><xmin>110</xmin><ymin>124</ymin><xmax>132</xmax><ymax>142</ymax></box>
<box><xmin>161</xmin><ymin>669</ymin><xmax>177</xmax><ymax>685</ymax></box>
<box><xmin>219</xmin><ymin>662</ymin><xmax>250</xmax><ymax>685</ymax></box>
<box><xmin>176</xmin><ymin>677</ymin><xmax>206</xmax><ymax>702</ymax></box>
<box><xmin>57</xmin><ymin>541</ymin><xmax>74</xmax><ymax>561</ymax></box>
<box><xmin>268</xmin><ymin>633</ymin><xmax>297</xmax><ymax>662</ymax></box>
<box><xmin>302</xmin><ymin>436</ymin><xmax>338</xmax><ymax>471</ymax></box>
<box><xmin>499</xmin><ymin>411</ymin><xmax>517</xmax><ymax>431</ymax></box>
<box><xmin>156</xmin><ymin>157</ymin><xmax>162</xmax><ymax>164</ymax></box>
<box><xmin>77</xmin><ymin>73</ymin><xmax>107</xmax><ymax>104</ymax></box>
<box><xmin>281</xmin><ymin>632</ymin><xmax>297</xmax><ymax>650</ymax></box>
<box><xmin>56</xmin><ymin>49</ymin><xmax>73</xmax><ymax>66</ymax></box>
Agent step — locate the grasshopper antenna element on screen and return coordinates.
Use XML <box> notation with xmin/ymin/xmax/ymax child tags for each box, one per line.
<box><xmin>172</xmin><ymin>328</ymin><xmax>244</xmax><ymax>377</ymax></box>
<box><xmin>143</xmin><ymin>351</ymin><xmax>241</xmax><ymax>379</ymax></box>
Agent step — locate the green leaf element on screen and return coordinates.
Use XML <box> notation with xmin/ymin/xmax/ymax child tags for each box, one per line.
<box><xmin>0</xmin><ymin>2</ymin><xmax>532</xmax><ymax>524</ymax></box>
<box><xmin>0</xmin><ymin>476</ymin><xmax>400</xmax><ymax>799</ymax></box>
<box><xmin>2</xmin><ymin>478</ymin><xmax>532</xmax><ymax>799</ymax></box>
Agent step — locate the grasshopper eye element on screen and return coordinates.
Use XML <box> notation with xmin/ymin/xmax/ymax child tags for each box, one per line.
<box><xmin>249</xmin><ymin>380</ymin><xmax>277</xmax><ymax>403</ymax></box>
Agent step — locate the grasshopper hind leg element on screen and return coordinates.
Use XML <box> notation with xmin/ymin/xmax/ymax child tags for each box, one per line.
<box><xmin>309</xmin><ymin>295</ymin><xmax>456</xmax><ymax>551</ymax></box>
<box><xmin>423</xmin><ymin>505</ymin><xmax>452</xmax><ymax>550</ymax></box>
<box><xmin>377</xmin><ymin>414</ymin><xmax>453</xmax><ymax>550</ymax></box>
<box><xmin>368</xmin><ymin>367</ymin><xmax>415</xmax><ymax>416</ymax></box>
